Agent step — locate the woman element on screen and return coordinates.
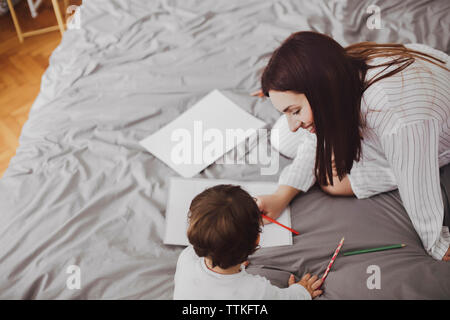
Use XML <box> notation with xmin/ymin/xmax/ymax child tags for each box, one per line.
<box><xmin>253</xmin><ymin>31</ymin><xmax>450</xmax><ymax>261</ymax></box>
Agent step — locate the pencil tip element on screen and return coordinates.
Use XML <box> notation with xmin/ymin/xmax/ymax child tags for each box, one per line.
<box><xmin>401</xmin><ymin>244</ymin><xmax>406</xmax><ymax>247</ymax></box>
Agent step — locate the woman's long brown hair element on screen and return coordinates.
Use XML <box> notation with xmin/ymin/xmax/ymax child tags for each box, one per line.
<box><xmin>261</xmin><ymin>31</ymin><xmax>448</xmax><ymax>187</ymax></box>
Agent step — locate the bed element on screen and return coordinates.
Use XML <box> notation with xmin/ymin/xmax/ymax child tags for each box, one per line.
<box><xmin>1</xmin><ymin>0</ymin><xmax>449</xmax><ymax>299</ymax></box>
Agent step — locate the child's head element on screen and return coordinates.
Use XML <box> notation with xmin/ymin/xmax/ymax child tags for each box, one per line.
<box><xmin>187</xmin><ymin>184</ymin><xmax>263</xmax><ymax>269</ymax></box>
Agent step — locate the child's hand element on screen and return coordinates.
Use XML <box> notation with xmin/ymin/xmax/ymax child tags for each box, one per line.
<box><xmin>289</xmin><ymin>273</ymin><xmax>323</xmax><ymax>299</ymax></box>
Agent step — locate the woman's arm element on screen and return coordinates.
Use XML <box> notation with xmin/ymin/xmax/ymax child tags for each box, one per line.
<box><xmin>380</xmin><ymin>119</ymin><xmax>450</xmax><ymax>260</ymax></box>
<box><xmin>256</xmin><ymin>128</ymin><xmax>317</xmax><ymax>221</ymax></box>
<box><xmin>255</xmin><ymin>185</ymin><xmax>300</xmax><ymax>223</ymax></box>
<box><xmin>320</xmin><ymin>175</ymin><xmax>354</xmax><ymax>196</ymax></box>
<box><xmin>257</xmin><ymin>129</ymin><xmax>355</xmax><ymax>220</ymax></box>
<box><xmin>320</xmin><ymin>153</ymin><xmax>354</xmax><ymax>196</ymax></box>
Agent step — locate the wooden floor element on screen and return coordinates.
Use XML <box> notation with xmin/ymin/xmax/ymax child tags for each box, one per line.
<box><xmin>0</xmin><ymin>0</ymin><xmax>81</xmax><ymax>178</ymax></box>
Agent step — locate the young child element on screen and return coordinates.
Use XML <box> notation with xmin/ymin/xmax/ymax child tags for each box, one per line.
<box><xmin>173</xmin><ymin>184</ymin><xmax>323</xmax><ymax>300</ymax></box>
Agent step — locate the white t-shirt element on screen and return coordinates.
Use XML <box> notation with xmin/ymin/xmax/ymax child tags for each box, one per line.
<box><xmin>173</xmin><ymin>246</ymin><xmax>311</xmax><ymax>300</ymax></box>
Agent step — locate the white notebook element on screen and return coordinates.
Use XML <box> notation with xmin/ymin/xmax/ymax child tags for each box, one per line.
<box><xmin>164</xmin><ymin>177</ymin><xmax>293</xmax><ymax>248</ymax></box>
<box><xmin>139</xmin><ymin>89</ymin><xmax>267</xmax><ymax>178</ymax></box>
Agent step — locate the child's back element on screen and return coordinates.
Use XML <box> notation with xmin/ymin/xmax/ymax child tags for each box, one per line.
<box><xmin>173</xmin><ymin>184</ymin><xmax>322</xmax><ymax>300</ymax></box>
<box><xmin>174</xmin><ymin>246</ymin><xmax>311</xmax><ymax>300</ymax></box>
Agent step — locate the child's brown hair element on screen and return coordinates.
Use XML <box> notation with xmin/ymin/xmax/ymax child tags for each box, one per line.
<box><xmin>187</xmin><ymin>184</ymin><xmax>263</xmax><ymax>269</ymax></box>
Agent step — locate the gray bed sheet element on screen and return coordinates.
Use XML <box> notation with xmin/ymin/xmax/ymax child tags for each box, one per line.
<box><xmin>0</xmin><ymin>0</ymin><xmax>449</xmax><ymax>299</ymax></box>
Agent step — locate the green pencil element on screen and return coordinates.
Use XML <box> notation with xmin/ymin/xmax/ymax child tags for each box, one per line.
<box><xmin>343</xmin><ymin>244</ymin><xmax>406</xmax><ymax>256</ymax></box>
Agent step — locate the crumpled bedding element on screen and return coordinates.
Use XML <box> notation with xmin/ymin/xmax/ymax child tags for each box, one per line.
<box><xmin>0</xmin><ymin>0</ymin><xmax>449</xmax><ymax>299</ymax></box>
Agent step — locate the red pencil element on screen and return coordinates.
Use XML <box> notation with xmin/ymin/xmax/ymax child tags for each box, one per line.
<box><xmin>318</xmin><ymin>237</ymin><xmax>345</xmax><ymax>289</ymax></box>
<box><xmin>261</xmin><ymin>213</ymin><xmax>300</xmax><ymax>235</ymax></box>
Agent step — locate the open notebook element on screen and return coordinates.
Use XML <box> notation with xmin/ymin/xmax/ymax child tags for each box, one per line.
<box><xmin>139</xmin><ymin>89</ymin><xmax>267</xmax><ymax>178</ymax></box>
<box><xmin>164</xmin><ymin>177</ymin><xmax>293</xmax><ymax>248</ymax></box>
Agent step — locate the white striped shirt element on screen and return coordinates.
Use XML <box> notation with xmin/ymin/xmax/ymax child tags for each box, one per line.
<box><xmin>276</xmin><ymin>44</ymin><xmax>450</xmax><ymax>260</ymax></box>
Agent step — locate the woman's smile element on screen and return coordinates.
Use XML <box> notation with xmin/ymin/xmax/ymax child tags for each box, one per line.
<box><xmin>268</xmin><ymin>90</ymin><xmax>316</xmax><ymax>134</ymax></box>
<box><xmin>304</xmin><ymin>123</ymin><xmax>315</xmax><ymax>134</ymax></box>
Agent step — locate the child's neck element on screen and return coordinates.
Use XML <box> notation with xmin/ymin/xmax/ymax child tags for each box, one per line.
<box><xmin>204</xmin><ymin>258</ymin><xmax>242</xmax><ymax>275</ymax></box>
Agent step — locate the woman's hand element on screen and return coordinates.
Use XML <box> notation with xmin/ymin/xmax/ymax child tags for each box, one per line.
<box><xmin>254</xmin><ymin>193</ymin><xmax>286</xmax><ymax>224</ymax></box>
<box><xmin>254</xmin><ymin>185</ymin><xmax>300</xmax><ymax>225</ymax></box>
<box><xmin>250</xmin><ymin>89</ymin><xmax>265</xmax><ymax>98</ymax></box>
<box><xmin>331</xmin><ymin>153</ymin><xmax>338</xmax><ymax>177</ymax></box>
<box><xmin>320</xmin><ymin>153</ymin><xmax>355</xmax><ymax>196</ymax></box>
<box><xmin>443</xmin><ymin>246</ymin><xmax>450</xmax><ymax>262</ymax></box>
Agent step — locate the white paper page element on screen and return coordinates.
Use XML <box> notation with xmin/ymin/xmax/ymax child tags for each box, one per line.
<box><xmin>164</xmin><ymin>177</ymin><xmax>293</xmax><ymax>248</ymax></box>
<box><xmin>139</xmin><ymin>89</ymin><xmax>267</xmax><ymax>178</ymax></box>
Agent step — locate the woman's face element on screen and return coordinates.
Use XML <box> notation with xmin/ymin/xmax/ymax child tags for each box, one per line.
<box><xmin>269</xmin><ymin>90</ymin><xmax>315</xmax><ymax>134</ymax></box>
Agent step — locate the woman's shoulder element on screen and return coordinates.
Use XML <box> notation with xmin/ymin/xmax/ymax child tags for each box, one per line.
<box><xmin>365</xmin><ymin>43</ymin><xmax>448</xmax><ymax>90</ymax></box>
<box><xmin>365</xmin><ymin>43</ymin><xmax>448</xmax><ymax>78</ymax></box>
<box><xmin>362</xmin><ymin>45</ymin><xmax>449</xmax><ymax>133</ymax></box>
<box><xmin>404</xmin><ymin>43</ymin><xmax>448</xmax><ymax>63</ymax></box>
